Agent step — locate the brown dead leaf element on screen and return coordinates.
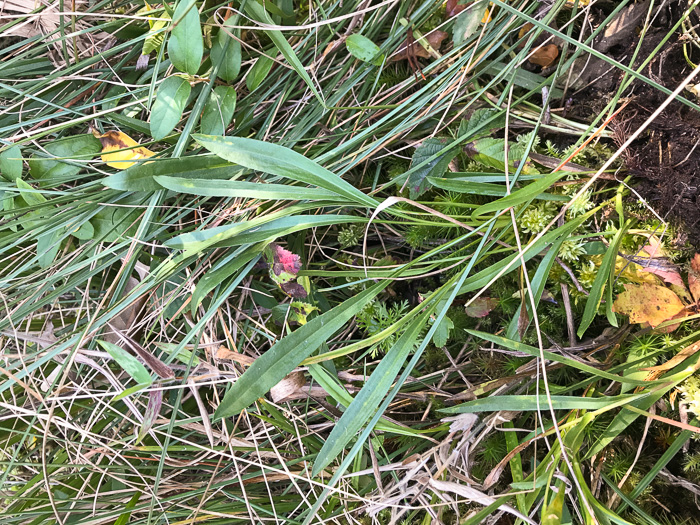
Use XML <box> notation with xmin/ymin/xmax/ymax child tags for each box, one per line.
<box><xmin>446</xmin><ymin>0</ymin><xmax>468</xmax><ymax>17</ymax></box>
<box><xmin>391</xmin><ymin>30</ymin><xmax>448</xmax><ymax>62</ymax></box>
<box><xmin>688</xmin><ymin>253</ymin><xmax>700</xmax><ymax>303</ymax></box>
<box><xmin>642</xmin><ymin>340</ymin><xmax>700</xmax><ymax>373</ymax></box>
<box><xmin>528</xmin><ymin>44</ymin><xmax>559</xmax><ymax>68</ymax></box>
<box><xmin>612</xmin><ymin>283</ymin><xmax>685</xmax><ymax>328</ymax></box>
<box><xmin>215</xmin><ymin>346</ymin><xmax>255</xmax><ymax>366</ymax></box>
<box><xmin>270</xmin><ymin>370</ymin><xmax>306</xmax><ymax>403</ymax></box>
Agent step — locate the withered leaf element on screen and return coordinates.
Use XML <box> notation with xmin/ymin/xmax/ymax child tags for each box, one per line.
<box><xmin>528</xmin><ymin>44</ymin><xmax>559</xmax><ymax>68</ymax></box>
<box><xmin>688</xmin><ymin>253</ymin><xmax>700</xmax><ymax>304</ymax></box>
<box><xmin>612</xmin><ymin>283</ymin><xmax>685</xmax><ymax>328</ymax></box>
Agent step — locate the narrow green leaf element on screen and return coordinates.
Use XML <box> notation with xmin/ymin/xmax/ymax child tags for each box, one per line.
<box><xmin>167</xmin><ymin>0</ymin><xmax>203</xmax><ymax>75</ymax></box>
<box><xmin>246</xmin><ymin>55</ymin><xmax>274</xmax><ymax>92</ymax></box>
<box><xmin>462</xmin><ymin>330</ymin><xmax>669</xmax><ymax>386</ymax></box>
<box><xmin>440</xmin><ymin>394</ymin><xmax>647</xmax><ymax>414</ymax></box>
<box><xmin>155</xmin><ymin>176</ymin><xmax>341</xmax><ymax>200</ymax></box>
<box><xmin>312</xmin><ymin>310</ymin><xmax>431</xmax><ymax>475</ymax></box>
<box><xmin>192</xmin><ymin>135</ymin><xmax>377</xmax><ymax>207</ymax></box>
<box><xmin>345</xmin><ymin>34</ymin><xmax>382</xmax><ymax>64</ymax></box>
<box><xmin>104</xmin><ymin>155</ymin><xmax>235</xmax><ymax>191</ymax></box>
<box><xmin>150</xmin><ymin>76</ymin><xmax>191</xmax><ymax>140</ymax></box>
<box><xmin>200</xmin><ymin>86</ymin><xmax>236</xmax><ymax>136</ymax></box>
<box><xmin>0</xmin><ymin>145</ymin><xmax>22</xmax><ymax>181</ymax></box>
<box><xmin>191</xmin><ymin>244</ymin><xmax>261</xmax><ymax>314</ymax></box>
<box><xmin>213</xmin><ymin>281</ymin><xmax>389</xmax><ymax>419</ymax></box>
<box><xmin>211</xmin><ymin>16</ymin><xmax>241</xmax><ymax>82</ymax></box>
<box><xmin>577</xmin><ymin>223</ymin><xmax>627</xmax><ymax>337</ymax></box>
<box><xmin>244</xmin><ymin>0</ymin><xmax>324</xmax><ymax>106</ymax></box>
<box><xmin>471</xmin><ymin>171</ymin><xmax>565</xmax><ymax>219</ymax></box>
<box><xmin>427</xmin><ymin>177</ymin><xmax>568</xmax><ymax>200</ymax></box>
<box><xmin>98</xmin><ymin>340</ymin><xmax>153</xmax><ymax>386</ymax></box>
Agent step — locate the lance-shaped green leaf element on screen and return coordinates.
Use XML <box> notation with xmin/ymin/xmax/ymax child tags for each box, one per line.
<box><xmin>313</xmin><ymin>310</ymin><xmax>431</xmax><ymax>475</ymax></box>
<box><xmin>150</xmin><ymin>76</ymin><xmax>191</xmax><ymax>140</ymax></box>
<box><xmin>471</xmin><ymin>171</ymin><xmax>565</xmax><ymax>219</ymax></box>
<box><xmin>192</xmin><ymin>135</ymin><xmax>377</xmax><ymax>207</ymax></box>
<box><xmin>155</xmin><ymin>176</ymin><xmax>342</xmax><ymax>200</ymax></box>
<box><xmin>98</xmin><ymin>340</ymin><xmax>152</xmax><ymax>386</ymax></box>
<box><xmin>213</xmin><ymin>281</ymin><xmax>389</xmax><ymax>419</ymax></box>
<box><xmin>440</xmin><ymin>393</ymin><xmax>648</xmax><ymax>414</ymax></box>
<box><xmin>246</xmin><ymin>55</ymin><xmax>274</xmax><ymax>92</ymax></box>
<box><xmin>167</xmin><ymin>0</ymin><xmax>203</xmax><ymax>75</ymax></box>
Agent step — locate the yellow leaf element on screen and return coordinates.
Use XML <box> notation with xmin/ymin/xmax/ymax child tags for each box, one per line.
<box><xmin>612</xmin><ymin>283</ymin><xmax>686</xmax><ymax>328</ymax></box>
<box><xmin>93</xmin><ymin>130</ymin><xmax>155</xmax><ymax>170</ymax></box>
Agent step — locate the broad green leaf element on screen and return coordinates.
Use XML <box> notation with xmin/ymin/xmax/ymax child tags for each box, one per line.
<box><xmin>104</xmin><ymin>155</ymin><xmax>235</xmax><ymax>191</ymax></box>
<box><xmin>0</xmin><ymin>145</ymin><xmax>22</xmax><ymax>181</ymax></box>
<box><xmin>464</xmin><ymin>137</ymin><xmax>539</xmax><ymax>175</ymax></box>
<box><xmin>440</xmin><ymin>393</ymin><xmax>647</xmax><ymax>414</ymax></box>
<box><xmin>155</xmin><ymin>176</ymin><xmax>342</xmax><ymax>200</ymax></box>
<box><xmin>192</xmin><ymin>135</ymin><xmax>377</xmax><ymax>206</ymax></box>
<box><xmin>453</xmin><ymin>0</ymin><xmax>487</xmax><ymax>46</ymax></box>
<box><xmin>37</xmin><ymin>230</ymin><xmax>62</xmax><ymax>268</ymax></box>
<box><xmin>28</xmin><ymin>135</ymin><xmax>100</xmax><ymax>183</ymax></box>
<box><xmin>407</xmin><ymin>138</ymin><xmax>458</xmax><ymax>199</ymax></box>
<box><xmin>312</xmin><ymin>311</ymin><xmax>431</xmax><ymax>475</ymax></box>
<box><xmin>211</xmin><ymin>16</ymin><xmax>242</xmax><ymax>82</ymax></box>
<box><xmin>458</xmin><ymin>108</ymin><xmax>506</xmax><ymax>141</ymax></box>
<box><xmin>213</xmin><ymin>281</ymin><xmax>389</xmax><ymax>419</ymax></box>
<box><xmin>98</xmin><ymin>340</ymin><xmax>153</xmax><ymax>386</ymax></box>
<box><xmin>541</xmin><ymin>481</ymin><xmax>566</xmax><ymax>525</ymax></box>
<box><xmin>345</xmin><ymin>34</ymin><xmax>382</xmax><ymax>64</ymax></box>
<box><xmin>244</xmin><ymin>0</ymin><xmax>324</xmax><ymax>106</ymax></box>
<box><xmin>246</xmin><ymin>55</ymin><xmax>274</xmax><ymax>92</ymax></box>
<box><xmin>431</xmin><ymin>315</ymin><xmax>453</xmax><ymax>347</ymax></box>
<box><xmin>91</xmin><ymin>195</ymin><xmax>144</xmax><ymax>242</ymax></box>
<box><xmin>471</xmin><ymin>171</ymin><xmax>565</xmax><ymax>219</ymax></box>
<box><xmin>428</xmin><ymin>177</ymin><xmax>567</xmax><ymax>200</ymax></box>
<box><xmin>167</xmin><ymin>0</ymin><xmax>203</xmax><ymax>75</ymax></box>
<box><xmin>167</xmin><ymin>213</ymin><xmax>362</xmax><ymax>252</ymax></box>
<box><xmin>16</xmin><ymin>178</ymin><xmax>46</xmax><ymax>206</ymax></box>
<box><xmin>71</xmin><ymin>220</ymin><xmax>95</xmax><ymax>240</ymax></box>
<box><xmin>200</xmin><ymin>86</ymin><xmax>236</xmax><ymax>136</ymax></box>
<box><xmin>150</xmin><ymin>76</ymin><xmax>191</xmax><ymax>140</ymax></box>
<box><xmin>407</xmin><ymin>138</ymin><xmax>459</xmax><ymax>199</ymax></box>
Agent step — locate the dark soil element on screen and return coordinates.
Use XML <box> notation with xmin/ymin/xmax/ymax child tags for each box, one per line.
<box><xmin>571</xmin><ymin>1</ymin><xmax>700</xmax><ymax>247</ymax></box>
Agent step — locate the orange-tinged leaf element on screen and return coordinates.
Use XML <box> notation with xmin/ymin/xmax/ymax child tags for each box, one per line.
<box><xmin>689</xmin><ymin>253</ymin><xmax>700</xmax><ymax>303</ymax></box>
<box><xmin>93</xmin><ymin>130</ymin><xmax>156</xmax><ymax>170</ymax></box>
<box><xmin>612</xmin><ymin>283</ymin><xmax>685</xmax><ymax>328</ymax></box>
<box><xmin>528</xmin><ymin>44</ymin><xmax>559</xmax><ymax>68</ymax></box>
